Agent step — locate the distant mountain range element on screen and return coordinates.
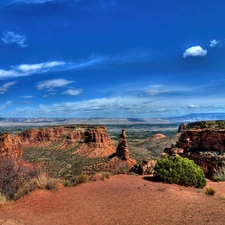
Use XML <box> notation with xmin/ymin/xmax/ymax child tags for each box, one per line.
<box><xmin>0</xmin><ymin>113</ymin><xmax>225</xmax><ymax>125</ymax></box>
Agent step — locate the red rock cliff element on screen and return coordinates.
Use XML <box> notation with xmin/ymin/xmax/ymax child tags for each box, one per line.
<box><xmin>165</xmin><ymin>122</ymin><xmax>225</xmax><ymax>177</ymax></box>
<box><xmin>16</xmin><ymin>125</ymin><xmax>116</xmax><ymax>157</ymax></box>
<box><xmin>0</xmin><ymin>133</ymin><xmax>22</xmax><ymax>158</ymax></box>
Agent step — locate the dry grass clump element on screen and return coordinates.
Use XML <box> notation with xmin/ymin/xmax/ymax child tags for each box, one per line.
<box><xmin>0</xmin><ymin>156</ymin><xmax>59</xmax><ymax>201</ymax></box>
<box><xmin>0</xmin><ymin>192</ymin><xmax>9</xmax><ymax>205</ymax></box>
<box><xmin>90</xmin><ymin>172</ymin><xmax>111</xmax><ymax>181</ymax></box>
<box><xmin>75</xmin><ymin>174</ymin><xmax>90</xmax><ymax>185</ymax></box>
<box><xmin>213</xmin><ymin>167</ymin><xmax>225</xmax><ymax>181</ymax></box>
<box><xmin>0</xmin><ymin>156</ymin><xmax>40</xmax><ymax>200</ymax></box>
<box><xmin>204</xmin><ymin>186</ymin><xmax>216</xmax><ymax>196</ymax></box>
<box><xmin>33</xmin><ymin>172</ymin><xmax>58</xmax><ymax>191</ymax></box>
<box><xmin>15</xmin><ymin>172</ymin><xmax>59</xmax><ymax>200</ymax></box>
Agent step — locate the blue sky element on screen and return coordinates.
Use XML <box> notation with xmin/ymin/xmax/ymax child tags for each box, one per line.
<box><xmin>0</xmin><ymin>0</ymin><xmax>225</xmax><ymax>118</ymax></box>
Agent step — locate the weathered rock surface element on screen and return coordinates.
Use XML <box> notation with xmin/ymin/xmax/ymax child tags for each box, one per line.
<box><xmin>113</xmin><ymin>129</ymin><xmax>136</xmax><ymax>167</ymax></box>
<box><xmin>164</xmin><ymin>121</ymin><xmax>225</xmax><ymax>177</ymax></box>
<box><xmin>116</xmin><ymin>129</ymin><xmax>129</xmax><ymax>160</ymax></box>
<box><xmin>0</xmin><ymin>125</ymin><xmax>116</xmax><ymax>158</ymax></box>
<box><xmin>150</xmin><ymin>133</ymin><xmax>166</xmax><ymax>140</ymax></box>
<box><xmin>17</xmin><ymin>125</ymin><xmax>116</xmax><ymax>157</ymax></box>
<box><xmin>0</xmin><ymin>133</ymin><xmax>22</xmax><ymax>158</ymax></box>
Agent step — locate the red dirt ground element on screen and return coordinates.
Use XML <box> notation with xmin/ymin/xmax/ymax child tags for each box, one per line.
<box><xmin>0</xmin><ymin>175</ymin><xmax>225</xmax><ymax>225</ymax></box>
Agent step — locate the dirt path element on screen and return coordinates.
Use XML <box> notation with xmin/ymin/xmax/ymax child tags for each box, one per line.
<box><xmin>0</xmin><ymin>175</ymin><xmax>225</xmax><ymax>225</ymax></box>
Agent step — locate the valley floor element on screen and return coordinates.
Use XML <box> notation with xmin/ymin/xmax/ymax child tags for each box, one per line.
<box><xmin>0</xmin><ymin>175</ymin><xmax>225</xmax><ymax>225</ymax></box>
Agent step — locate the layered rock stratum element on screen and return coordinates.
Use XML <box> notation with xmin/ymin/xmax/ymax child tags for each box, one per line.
<box><xmin>165</xmin><ymin>121</ymin><xmax>225</xmax><ymax>177</ymax></box>
<box><xmin>0</xmin><ymin>133</ymin><xmax>22</xmax><ymax>157</ymax></box>
<box><xmin>0</xmin><ymin>125</ymin><xmax>116</xmax><ymax>158</ymax></box>
<box><xmin>17</xmin><ymin>125</ymin><xmax>116</xmax><ymax>157</ymax></box>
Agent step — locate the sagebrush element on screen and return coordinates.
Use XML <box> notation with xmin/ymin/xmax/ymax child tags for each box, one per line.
<box><xmin>154</xmin><ymin>156</ymin><xmax>206</xmax><ymax>188</ymax></box>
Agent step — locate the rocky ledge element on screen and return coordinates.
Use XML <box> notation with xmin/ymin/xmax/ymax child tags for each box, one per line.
<box><xmin>165</xmin><ymin>121</ymin><xmax>225</xmax><ymax>177</ymax></box>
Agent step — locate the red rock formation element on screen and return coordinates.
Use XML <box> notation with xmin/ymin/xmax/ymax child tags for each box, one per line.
<box><xmin>116</xmin><ymin>129</ymin><xmax>129</xmax><ymax>160</ymax></box>
<box><xmin>17</xmin><ymin>125</ymin><xmax>115</xmax><ymax>157</ymax></box>
<box><xmin>150</xmin><ymin>133</ymin><xmax>166</xmax><ymax>140</ymax></box>
<box><xmin>115</xmin><ymin>129</ymin><xmax>136</xmax><ymax>169</ymax></box>
<box><xmin>164</xmin><ymin>124</ymin><xmax>225</xmax><ymax>177</ymax></box>
<box><xmin>0</xmin><ymin>133</ymin><xmax>22</xmax><ymax>158</ymax></box>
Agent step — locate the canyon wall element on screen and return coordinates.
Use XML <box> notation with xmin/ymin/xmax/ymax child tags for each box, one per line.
<box><xmin>165</xmin><ymin>121</ymin><xmax>225</xmax><ymax>177</ymax></box>
<box><xmin>0</xmin><ymin>125</ymin><xmax>116</xmax><ymax>158</ymax></box>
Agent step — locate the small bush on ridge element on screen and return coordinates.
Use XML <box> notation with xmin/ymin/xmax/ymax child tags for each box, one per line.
<box><xmin>154</xmin><ymin>156</ymin><xmax>206</xmax><ymax>188</ymax></box>
<box><xmin>75</xmin><ymin>174</ymin><xmax>90</xmax><ymax>185</ymax></box>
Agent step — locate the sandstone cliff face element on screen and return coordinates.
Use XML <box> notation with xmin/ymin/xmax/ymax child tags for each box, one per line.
<box><xmin>165</xmin><ymin>122</ymin><xmax>225</xmax><ymax>177</ymax></box>
<box><xmin>0</xmin><ymin>133</ymin><xmax>22</xmax><ymax>158</ymax></box>
<box><xmin>17</xmin><ymin>125</ymin><xmax>115</xmax><ymax>157</ymax></box>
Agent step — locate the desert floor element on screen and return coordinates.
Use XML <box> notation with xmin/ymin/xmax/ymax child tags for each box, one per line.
<box><xmin>0</xmin><ymin>175</ymin><xmax>225</xmax><ymax>225</ymax></box>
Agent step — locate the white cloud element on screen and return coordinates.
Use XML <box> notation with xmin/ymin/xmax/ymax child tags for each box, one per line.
<box><xmin>37</xmin><ymin>79</ymin><xmax>75</xmax><ymax>91</ymax></box>
<box><xmin>21</xmin><ymin>96</ymin><xmax>34</xmax><ymax>98</ymax></box>
<box><xmin>0</xmin><ymin>81</ymin><xmax>17</xmax><ymax>94</ymax></box>
<box><xmin>0</xmin><ymin>61</ymin><xmax>66</xmax><ymax>78</ymax></box>
<box><xmin>43</xmin><ymin>93</ymin><xmax>56</xmax><ymax>98</ymax></box>
<box><xmin>62</xmin><ymin>89</ymin><xmax>82</xmax><ymax>96</ymax></box>
<box><xmin>8</xmin><ymin>0</ymin><xmax>54</xmax><ymax>4</ymax></box>
<box><xmin>145</xmin><ymin>89</ymin><xmax>170</xmax><ymax>96</ymax></box>
<box><xmin>183</xmin><ymin>46</ymin><xmax>207</xmax><ymax>58</ymax></box>
<box><xmin>0</xmin><ymin>52</ymin><xmax>153</xmax><ymax>79</ymax></box>
<box><xmin>209</xmin><ymin>39</ymin><xmax>220</xmax><ymax>48</ymax></box>
<box><xmin>1</xmin><ymin>31</ymin><xmax>28</xmax><ymax>48</ymax></box>
<box><xmin>144</xmin><ymin>84</ymin><xmax>171</xmax><ymax>96</ymax></box>
<box><xmin>0</xmin><ymin>101</ymin><xmax>12</xmax><ymax>110</ymax></box>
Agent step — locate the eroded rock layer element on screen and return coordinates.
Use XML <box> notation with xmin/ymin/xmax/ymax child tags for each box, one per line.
<box><xmin>0</xmin><ymin>125</ymin><xmax>116</xmax><ymax>158</ymax></box>
<box><xmin>0</xmin><ymin>133</ymin><xmax>22</xmax><ymax>157</ymax></box>
<box><xmin>165</xmin><ymin>121</ymin><xmax>225</xmax><ymax>177</ymax></box>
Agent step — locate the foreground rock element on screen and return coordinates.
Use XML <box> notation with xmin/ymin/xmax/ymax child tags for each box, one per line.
<box><xmin>165</xmin><ymin>121</ymin><xmax>225</xmax><ymax>177</ymax></box>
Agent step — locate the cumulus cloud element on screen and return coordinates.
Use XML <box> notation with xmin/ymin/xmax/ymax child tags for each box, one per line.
<box><xmin>0</xmin><ymin>81</ymin><xmax>17</xmax><ymax>94</ymax></box>
<box><xmin>183</xmin><ymin>46</ymin><xmax>207</xmax><ymax>58</ymax></box>
<box><xmin>1</xmin><ymin>31</ymin><xmax>28</xmax><ymax>48</ymax></box>
<box><xmin>209</xmin><ymin>39</ymin><xmax>220</xmax><ymax>48</ymax></box>
<box><xmin>62</xmin><ymin>89</ymin><xmax>82</xmax><ymax>96</ymax></box>
<box><xmin>37</xmin><ymin>79</ymin><xmax>75</xmax><ymax>91</ymax></box>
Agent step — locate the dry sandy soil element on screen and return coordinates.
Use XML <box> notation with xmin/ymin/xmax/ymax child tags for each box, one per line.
<box><xmin>0</xmin><ymin>175</ymin><xmax>225</xmax><ymax>225</ymax></box>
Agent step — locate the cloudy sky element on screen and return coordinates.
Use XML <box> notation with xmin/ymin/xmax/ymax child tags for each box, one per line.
<box><xmin>0</xmin><ymin>0</ymin><xmax>225</xmax><ymax>118</ymax></box>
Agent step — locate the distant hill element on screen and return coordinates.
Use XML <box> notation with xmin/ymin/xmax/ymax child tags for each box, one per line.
<box><xmin>166</xmin><ymin>113</ymin><xmax>225</xmax><ymax>123</ymax></box>
<box><xmin>1</xmin><ymin>113</ymin><xmax>225</xmax><ymax>125</ymax></box>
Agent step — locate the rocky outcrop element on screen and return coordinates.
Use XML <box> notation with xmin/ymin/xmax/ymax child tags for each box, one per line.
<box><xmin>17</xmin><ymin>125</ymin><xmax>116</xmax><ymax>157</ymax></box>
<box><xmin>164</xmin><ymin>121</ymin><xmax>225</xmax><ymax>177</ymax></box>
<box><xmin>116</xmin><ymin>129</ymin><xmax>129</xmax><ymax>160</ymax></box>
<box><xmin>0</xmin><ymin>133</ymin><xmax>22</xmax><ymax>158</ymax></box>
<box><xmin>150</xmin><ymin>133</ymin><xmax>166</xmax><ymax>140</ymax></box>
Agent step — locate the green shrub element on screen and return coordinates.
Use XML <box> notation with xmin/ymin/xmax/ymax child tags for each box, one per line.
<box><xmin>204</xmin><ymin>186</ymin><xmax>216</xmax><ymax>196</ymax></box>
<box><xmin>213</xmin><ymin>167</ymin><xmax>225</xmax><ymax>181</ymax></box>
<box><xmin>154</xmin><ymin>156</ymin><xmax>206</xmax><ymax>188</ymax></box>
